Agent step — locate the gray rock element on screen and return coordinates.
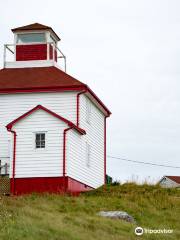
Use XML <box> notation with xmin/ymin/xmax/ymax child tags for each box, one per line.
<box><xmin>98</xmin><ymin>211</ymin><xmax>135</xmax><ymax>223</ymax></box>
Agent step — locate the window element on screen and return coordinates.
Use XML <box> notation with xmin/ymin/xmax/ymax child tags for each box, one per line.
<box><xmin>86</xmin><ymin>98</ymin><xmax>91</xmax><ymax>124</ymax></box>
<box><xmin>35</xmin><ymin>133</ymin><xmax>45</xmax><ymax>149</ymax></box>
<box><xmin>17</xmin><ymin>33</ymin><xmax>46</xmax><ymax>43</ymax></box>
<box><xmin>86</xmin><ymin>142</ymin><xmax>91</xmax><ymax>167</ymax></box>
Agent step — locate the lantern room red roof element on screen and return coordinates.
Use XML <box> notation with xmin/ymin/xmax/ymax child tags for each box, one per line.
<box><xmin>11</xmin><ymin>23</ymin><xmax>61</xmax><ymax>41</ymax></box>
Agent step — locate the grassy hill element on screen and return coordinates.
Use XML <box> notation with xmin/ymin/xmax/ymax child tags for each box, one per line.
<box><xmin>0</xmin><ymin>183</ymin><xmax>179</xmax><ymax>240</ymax></box>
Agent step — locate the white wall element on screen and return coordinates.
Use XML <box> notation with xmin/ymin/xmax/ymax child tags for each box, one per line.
<box><xmin>0</xmin><ymin>92</ymin><xmax>77</xmax><ymax>161</ymax></box>
<box><xmin>10</xmin><ymin>109</ymin><xmax>67</xmax><ymax>178</ymax></box>
<box><xmin>160</xmin><ymin>177</ymin><xmax>180</xmax><ymax>188</ymax></box>
<box><xmin>67</xmin><ymin>94</ymin><xmax>105</xmax><ymax>188</ymax></box>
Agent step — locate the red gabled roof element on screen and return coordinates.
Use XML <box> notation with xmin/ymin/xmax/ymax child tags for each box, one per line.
<box><xmin>12</xmin><ymin>23</ymin><xmax>60</xmax><ymax>41</ymax></box>
<box><xmin>166</xmin><ymin>176</ymin><xmax>180</xmax><ymax>184</ymax></box>
<box><xmin>0</xmin><ymin>66</ymin><xmax>111</xmax><ymax>116</ymax></box>
<box><xmin>6</xmin><ymin>105</ymin><xmax>86</xmax><ymax>135</ymax></box>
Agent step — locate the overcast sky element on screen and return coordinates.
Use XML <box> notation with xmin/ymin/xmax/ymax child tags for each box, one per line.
<box><xmin>1</xmin><ymin>0</ymin><xmax>180</xmax><ymax>183</ymax></box>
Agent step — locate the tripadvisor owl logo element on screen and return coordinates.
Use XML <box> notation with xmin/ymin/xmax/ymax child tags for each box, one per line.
<box><xmin>135</xmin><ymin>227</ymin><xmax>144</xmax><ymax>236</ymax></box>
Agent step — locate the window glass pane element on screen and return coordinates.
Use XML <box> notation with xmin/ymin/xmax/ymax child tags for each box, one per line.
<box><xmin>36</xmin><ymin>144</ymin><xmax>40</xmax><ymax>148</ymax></box>
<box><xmin>36</xmin><ymin>141</ymin><xmax>40</xmax><ymax>148</ymax></box>
<box><xmin>41</xmin><ymin>134</ymin><xmax>45</xmax><ymax>140</ymax></box>
<box><xmin>36</xmin><ymin>134</ymin><xmax>41</xmax><ymax>141</ymax></box>
<box><xmin>17</xmin><ymin>33</ymin><xmax>46</xmax><ymax>43</ymax></box>
<box><xmin>35</xmin><ymin>133</ymin><xmax>46</xmax><ymax>149</ymax></box>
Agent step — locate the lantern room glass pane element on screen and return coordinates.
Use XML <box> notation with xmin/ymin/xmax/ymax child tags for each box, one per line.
<box><xmin>17</xmin><ymin>33</ymin><xmax>46</xmax><ymax>43</ymax></box>
<box><xmin>50</xmin><ymin>35</ymin><xmax>56</xmax><ymax>44</ymax></box>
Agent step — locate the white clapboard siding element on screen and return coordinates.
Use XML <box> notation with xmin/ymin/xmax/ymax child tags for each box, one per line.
<box><xmin>67</xmin><ymin>94</ymin><xmax>105</xmax><ymax>188</ymax></box>
<box><xmin>159</xmin><ymin>177</ymin><xmax>179</xmax><ymax>188</ymax></box>
<box><xmin>0</xmin><ymin>92</ymin><xmax>77</xmax><ymax>160</ymax></box>
<box><xmin>9</xmin><ymin>109</ymin><xmax>67</xmax><ymax>178</ymax></box>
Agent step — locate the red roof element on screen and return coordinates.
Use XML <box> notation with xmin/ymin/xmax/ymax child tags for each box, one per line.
<box><xmin>12</xmin><ymin>23</ymin><xmax>60</xmax><ymax>41</ymax></box>
<box><xmin>166</xmin><ymin>176</ymin><xmax>180</xmax><ymax>184</ymax></box>
<box><xmin>6</xmin><ymin>105</ymin><xmax>86</xmax><ymax>135</ymax></box>
<box><xmin>0</xmin><ymin>67</ymin><xmax>85</xmax><ymax>90</ymax></box>
<box><xmin>0</xmin><ymin>66</ymin><xmax>111</xmax><ymax>116</ymax></box>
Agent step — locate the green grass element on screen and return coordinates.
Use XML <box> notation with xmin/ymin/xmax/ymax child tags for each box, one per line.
<box><xmin>0</xmin><ymin>183</ymin><xmax>180</xmax><ymax>240</ymax></box>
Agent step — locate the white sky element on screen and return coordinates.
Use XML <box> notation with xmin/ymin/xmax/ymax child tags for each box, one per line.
<box><xmin>1</xmin><ymin>0</ymin><xmax>180</xmax><ymax>183</ymax></box>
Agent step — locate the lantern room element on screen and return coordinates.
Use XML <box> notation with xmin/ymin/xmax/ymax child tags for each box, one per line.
<box><xmin>12</xmin><ymin>23</ymin><xmax>60</xmax><ymax>62</ymax></box>
<box><xmin>4</xmin><ymin>23</ymin><xmax>66</xmax><ymax>71</ymax></box>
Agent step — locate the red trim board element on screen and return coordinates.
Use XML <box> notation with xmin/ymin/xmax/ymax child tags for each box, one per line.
<box><xmin>10</xmin><ymin>177</ymin><xmax>93</xmax><ymax>195</ymax></box>
<box><xmin>104</xmin><ymin>117</ymin><xmax>107</xmax><ymax>184</ymax></box>
<box><xmin>76</xmin><ymin>90</ymin><xmax>87</xmax><ymax>126</ymax></box>
<box><xmin>63</xmin><ymin>127</ymin><xmax>73</xmax><ymax>192</ymax></box>
<box><xmin>6</xmin><ymin>105</ymin><xmax>86</xmax><ymax>135</ymax></box>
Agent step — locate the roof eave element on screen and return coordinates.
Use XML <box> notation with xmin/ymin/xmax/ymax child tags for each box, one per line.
<box><xmin>86</xmin><ymin>86</ymin><xmax>111</xmax><ymax>117</ymax></box>
<box><xmin>11</xmin><ymin>26</ymin><xmax>61</xmax><ymax>41</ymax></box>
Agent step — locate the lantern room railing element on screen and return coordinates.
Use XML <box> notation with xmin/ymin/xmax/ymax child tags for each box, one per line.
<box><xmin>3</xmin><ymin>42</ymin><xmax>66</xmax><ymax>72</ymax></box>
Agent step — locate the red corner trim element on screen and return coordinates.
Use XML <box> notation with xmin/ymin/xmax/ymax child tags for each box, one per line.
<box><xmin>86</xmin><ymin>86</ymin><xmax>111</xmax><ymax>116</ymax></box>
<box><xmin>63</xmin><ymin>127</ymin><xmax>73</xmax><ymax>192</ymax></box>
<box><xmin>6</xmin><ymin>105</ymin><xmax>86</xmax><ymax>135</ymax></box>
<box><xmin>76</xmin><ymin>90</ymin><xmax>87</xmax><ymax>126</ymax></box>
<box><xmin>104</xmin><ymin>116</ymin><xmax>107</xmax><ymax>184</ymax></box>
<box><xmin>6</xmin><ymin>128</ymin><xmax>17</xmax><ymax>195</ymax></box>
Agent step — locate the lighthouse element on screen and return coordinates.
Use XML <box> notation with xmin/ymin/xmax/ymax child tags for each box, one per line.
<box><xmin>0</xmin><ymin>23</ymin><xmax>111</xmax><ymax>195</ymax></box>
